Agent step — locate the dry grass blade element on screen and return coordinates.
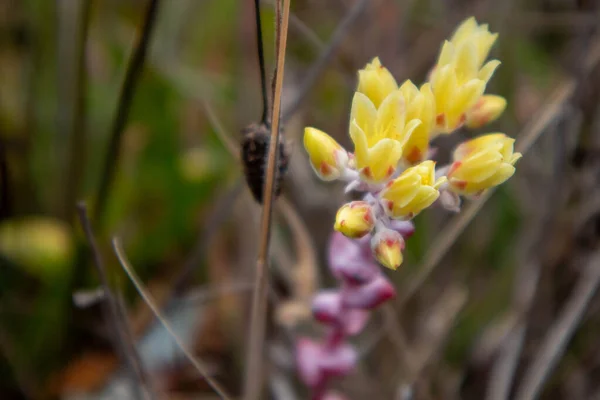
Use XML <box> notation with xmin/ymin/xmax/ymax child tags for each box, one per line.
<box><xmin>76</xmin><ymin>203</ymin><xmax>150</xmax><ymax>400</ymax></box>
<box><xmin>397</xmin><ymin>80</ymin><xmax>576</xmax><ymax>307</ymax></box>
<box><xmin>514</xmin><ymin>252</ymin><xmax>600</xmax><ymax>400</ymax></box>
<box><xmin>244</xmin><ymin>0</ymin><xmax>291</xmax><ymax>398</ymax></box>
<box><xmin>112</xmin><ymin>238</ymin><xmax>233</xmax><ymax>400</ymax></box>
<box><xmin>200</xmin><ymin>99</ymin><xmax>240</xmax><ymax>161</ymax></box>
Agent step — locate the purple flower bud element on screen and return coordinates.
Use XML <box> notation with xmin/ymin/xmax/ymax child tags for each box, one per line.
<box><xmin>322</xmin><ymin>392</ymin><xmax>350</xmax><ymax>400</ymax></box>
<box><xmin>312</xmin><ymin>291</ymin><xmax>342</xmax><ymax>324</ymax></box>
<box><xmin>342</xmin><ymin>309</ymin><xmax>370</xmax><ymax>335</ymax></box>
<box><xmin>319</xmin><ymin>342</ymin><xmax>357</xmax><ymax>377</ymax></box>
<box><xmin>343</xmin><ymin>275</ymin><xmax>396</xmax><ymax>309</ymax></box>
<box><xmin>328</xmin><ymin>232</ymin><xmax>379</xmax><ymax>284</ymax></box>
<box><xmin>296</xmin><ymin>338</ymin><xmax>325</xmax><ymax>387</ymax></box>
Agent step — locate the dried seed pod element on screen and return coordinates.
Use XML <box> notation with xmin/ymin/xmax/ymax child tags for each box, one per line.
<box><xmin>241</xmin><ymin>123</ymin><xmax>290</xmax><ymax>203</ymax></box>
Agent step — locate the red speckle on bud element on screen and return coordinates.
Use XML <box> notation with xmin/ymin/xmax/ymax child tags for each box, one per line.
<box><xmin>405</xmin><ymin>146</ymin><xmax>423</xmax><ymax>164</ymax></box>
<box><xmin>448</xmin><ymin>161</ymin><xmax>462</xmax><ymax>177</ymax></box>
<box><xmin>436</xmin><ymin>113</ymin><xmax>445</xmax><ymax>126</ymax></box>
<box><xmin>320</xmin><ymin>161</ymin><xmax>333</xmax><ymax>175</ymax></box>
<box><xmin>386</xmin><ymin>165</ymin><xmax>395</xmax><ymax>177</ymax></box>
<box><xmin>362</xmin><ymin>167</ymin><xmax>372</xmax><ymax>178</ymax></box>
<box><xmin>459</xmin><ymin>113</ymin><xmax>467</xmax><ymax>125</ymax></box>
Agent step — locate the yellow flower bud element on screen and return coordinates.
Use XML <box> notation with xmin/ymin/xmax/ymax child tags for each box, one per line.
<box><xmin>357</xmin><ymin>57</ymin><xmax>398</xmax><ymax>108</ymax></box>
<box><xmin>448</xmin><ymin>133</ymin><xmax>522</xmax><ymax>196</ymax></box>
<box><xmin>466</xmin><ymin>95</ymin><xmax>507</xmax><ymax>129</ymax></box>
<box><xmin>430</xmin><ymin>17</ymin><xmax>501</xmax><ymax>134</ymax></box>
<box><xmin>304</xmin><ymin>127</ymin><xmax>349</xmax><ymax>181</ymax></box>
<box><xmin>334</xmin><ymin>201</ymin><xmax>375</xmax><ymax>239</ymax></box>
<box><xmin>349</xmin><ymin>90</ymin><xmax>421</xmax><ymax>183</ymax></box>
<box><xmin>380</xmin><ymin>160</ymin><xmax>447</xmax><ymax>219</ymax></box>
<box><xmin>371</xmin><ymin>229</ymin><xmax>404</xmax><ymax>271</ymax></box>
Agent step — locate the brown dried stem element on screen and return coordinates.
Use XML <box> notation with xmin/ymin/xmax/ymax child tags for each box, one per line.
<box><xmin>244</xmin><ymin>0</ymin><xmax>291</xmax><ymax>398</ymax></box>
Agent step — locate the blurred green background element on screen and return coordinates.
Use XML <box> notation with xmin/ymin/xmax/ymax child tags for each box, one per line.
<box><xmin>1</xmin><ymin>0</ymin><xmax>600</xmax><ymax>399</ymax></box>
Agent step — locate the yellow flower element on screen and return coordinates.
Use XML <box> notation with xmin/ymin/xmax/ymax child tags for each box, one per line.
<box><xmin>430</xmin><ymin>17</ymin><xmax>500</xmax><ymax>133</ymax></box>
<box><xmin>380</xmin><ymin>160</ymin><xmax>447</xmax><ymax>219</ymax></box>
<box><xmin>448</xmin><ymin>133</ymin><xmax>522</xmax><ymax>196</ymax></box>
<box><xmin>357</xmin><ymin>57</ymin><xmax>398</xmax><ymax>108</ymax></box>
<box><xmin>304</xmin><ymin>127</ymin><xmax>349</xmax><ymax>181</ymax></box>
<box><xmin>371</xmin><ymin>229</ymin><xmax>404</xmax><ymax>271</ymax></box>
<box><xmin>334</xmin><ymin>201</ymin><xmax>375</xmax><ymax>239</ymax></box>
<box><xmin>349</xmin><ymin>90</ymin><xmax>421</xmax><ymax>183</ymax></box>
<box><xmin>398</xmin><ymin>81</ymin><xmax>436</xmax><ymax>164</ymax></box>
<box><xmin>465</xmin><ymin>95</ymin><xmax>507</xmax><ymax>129</ymax></box>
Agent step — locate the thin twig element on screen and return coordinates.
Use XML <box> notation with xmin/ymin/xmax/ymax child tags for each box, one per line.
<box><xmin>113</xmin><ymin>238</ymin><xmax>233</xmax><ymax>400</ymax></box>
<box><xmin>254</xmin><ymin>0</ymin><xmax>269</xmax><ymax>124</ymax></box>
<box><xmin>94</xmin><ymin>0</ymin><xmax>161</xmax><ymax>224</ymax></box>
<box><xmin>244</xmin><ymin>1</ymin><xmax>291</xmax><ymax>398</ymax></box>
<box><xmin>280</xmin><ymin>0</ymin><xmax>369</xmax><ymax>123</ymax></box>
<box><xmin>63</xmin><ymin>0</ymin><xmax>92</xmax><ymax>219</ymax></box>
<box><xmin>200</xmin><ymin>99</ymin><xmax>240</xmax><ymax>161</ymax></box>
<box><xmin>514</xmin><ymin>252</ymin><xmax>600</xmax><ymax>400</ymax></box>
<box><xmin>76</xmin><ymin>203</ymin><xmax>148</xmax><ymax>400</ymax></box>
<box><xmin>115</xmin><ymin>293</ymin><xmax>158</xmax><ymax>400</ymax></box>
<box><xmin>397</xmin><ymin>80</ymin><xmax>576</xmax><ymax>307</ymax></box>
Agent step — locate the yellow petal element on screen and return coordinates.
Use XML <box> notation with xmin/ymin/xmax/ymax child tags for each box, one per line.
<box><xmin>350</xmin><ymin>92</ymin><xmax>377</xmax><ymax>138</ymax></box>
<box><xmin>362</xmin><ymin>138</ymin><xmax>403</xmax><ymax>182</ymax></box>
<box><xmin>382</xmin><ymin>171</ymin><xmax>421</xmax><ymax>208</ymax></box>
<box><xmin>375</xmin><ymin>90</ymin><xmax>406</xmax><ymax>143</ymax></box>
<box><xmin>454</xmin><ymin>42</ymin><xmax>479</xmax><ymax>83</ymax></box>
<box><xmin>437</xmin><ymin>40</ymin><xmax>455</xmax><ymax>67</ymax></box>
<box><xmin>357</xmin><ymin>58</ymin><xmax>398</xmax><ymax>108</ymax></box>
<box><xmin>431</xmin><ymin>64</ymin><xmax>457</xmax><ymax>114</ymax></box>
<box><xmin>451</xmin><ymin>17</ymin><xmax>478</xmax><ymax>45</ymax></box>
<box><xmin>479</xmin><ymin>60</ymin><xmax>501</xmax><ymax>82</ymax></box>
<box><xmin>349</xmin><ymin>119</ymin><xmax>369</xmax><ymax>169</ymax></box>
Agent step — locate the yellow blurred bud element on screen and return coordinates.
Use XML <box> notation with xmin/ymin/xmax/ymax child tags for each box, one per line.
<box><xmin>448</xmin><ymin>133</ymin><xmax>522</xmax><ymax>196</ymax></box>
<box><xmin>334</xmin><ymin>201</ymin><xmax>375</xmax><ymax>239</ymax></box>
<box><xmin>303</xmin><ymin>127</ymin><xmax>349</xmax><ymax>181</ymax></box>
<box><xmin>380</xmin><ymin>160</ymin><xmax>447</xmax><ymax>219</ymax></box>
<box><xmin>371</xmin><ymin>229</ymin><xmax>404</xmax><ymax>271</ymax></box>
<box><xmin>430</xmin><ymin>17</ymin><xmax>501</xmax><ymax>134</ymax></box>
<box><xmin>357</xmin><ymin>57</ymin><xmax>398</xmax><ymax>108</ymax></box>
<box><xmin>0</xmin><ymin>217</ymin><xmax>74</xmax><ymax>279</ymax></box>
<box><xmin>466</xmin><ymin>95</ymin><xmax>507</xmax><ymax>129</ymax></box>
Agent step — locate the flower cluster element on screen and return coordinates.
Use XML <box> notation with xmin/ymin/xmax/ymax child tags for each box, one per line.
<box><xmin>298</xmin><ymin>17</ymin><xmax>522</xmax><ymax>399</ymax></box>
<box><xmin>303</xmin><ymin>17</ymin><xmax>520</xmax><ymax>271</ymax></box>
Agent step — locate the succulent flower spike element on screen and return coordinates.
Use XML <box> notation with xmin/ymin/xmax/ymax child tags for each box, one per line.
<box><xmin>448</xmin><ymin>133</ymin><xmax>522</xmax><ymax>196</ymax></box>
<box><xmin>466</xmin><ymin>95</ymin><xmax>507</xmax><ymax>129</ymax></box>
<box><xmin>380</xmin><ymin>160</ymin><xmax>447</xmax><ymax>220</ymax></box>
<box><xmin>430</xmin><ymin>17</ymin><xmax>500</xmax><ymax>134</ymax></box>
<box><xmin>349</xmin><ymin>90</ymin><xmax>421</xmax><ymax>183</ymax></box>
<box><xmin>370</xmin><ymin>228</ymin><xmax>405</xmax><ymax>270</ymax></box>
<box><xmin>334</xmin><ymin>201</ymin><xmax>375</xmax><ymax>239</ymax></box>
<box><xmin>304</xmin><ymin>127</ymin><xmax>349</xmax><ymax>181</ymax></box>
<box><xmin>357</xmin><ymin>57</ymin><xmax>398</xmax><ymax>108</ymax></box>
